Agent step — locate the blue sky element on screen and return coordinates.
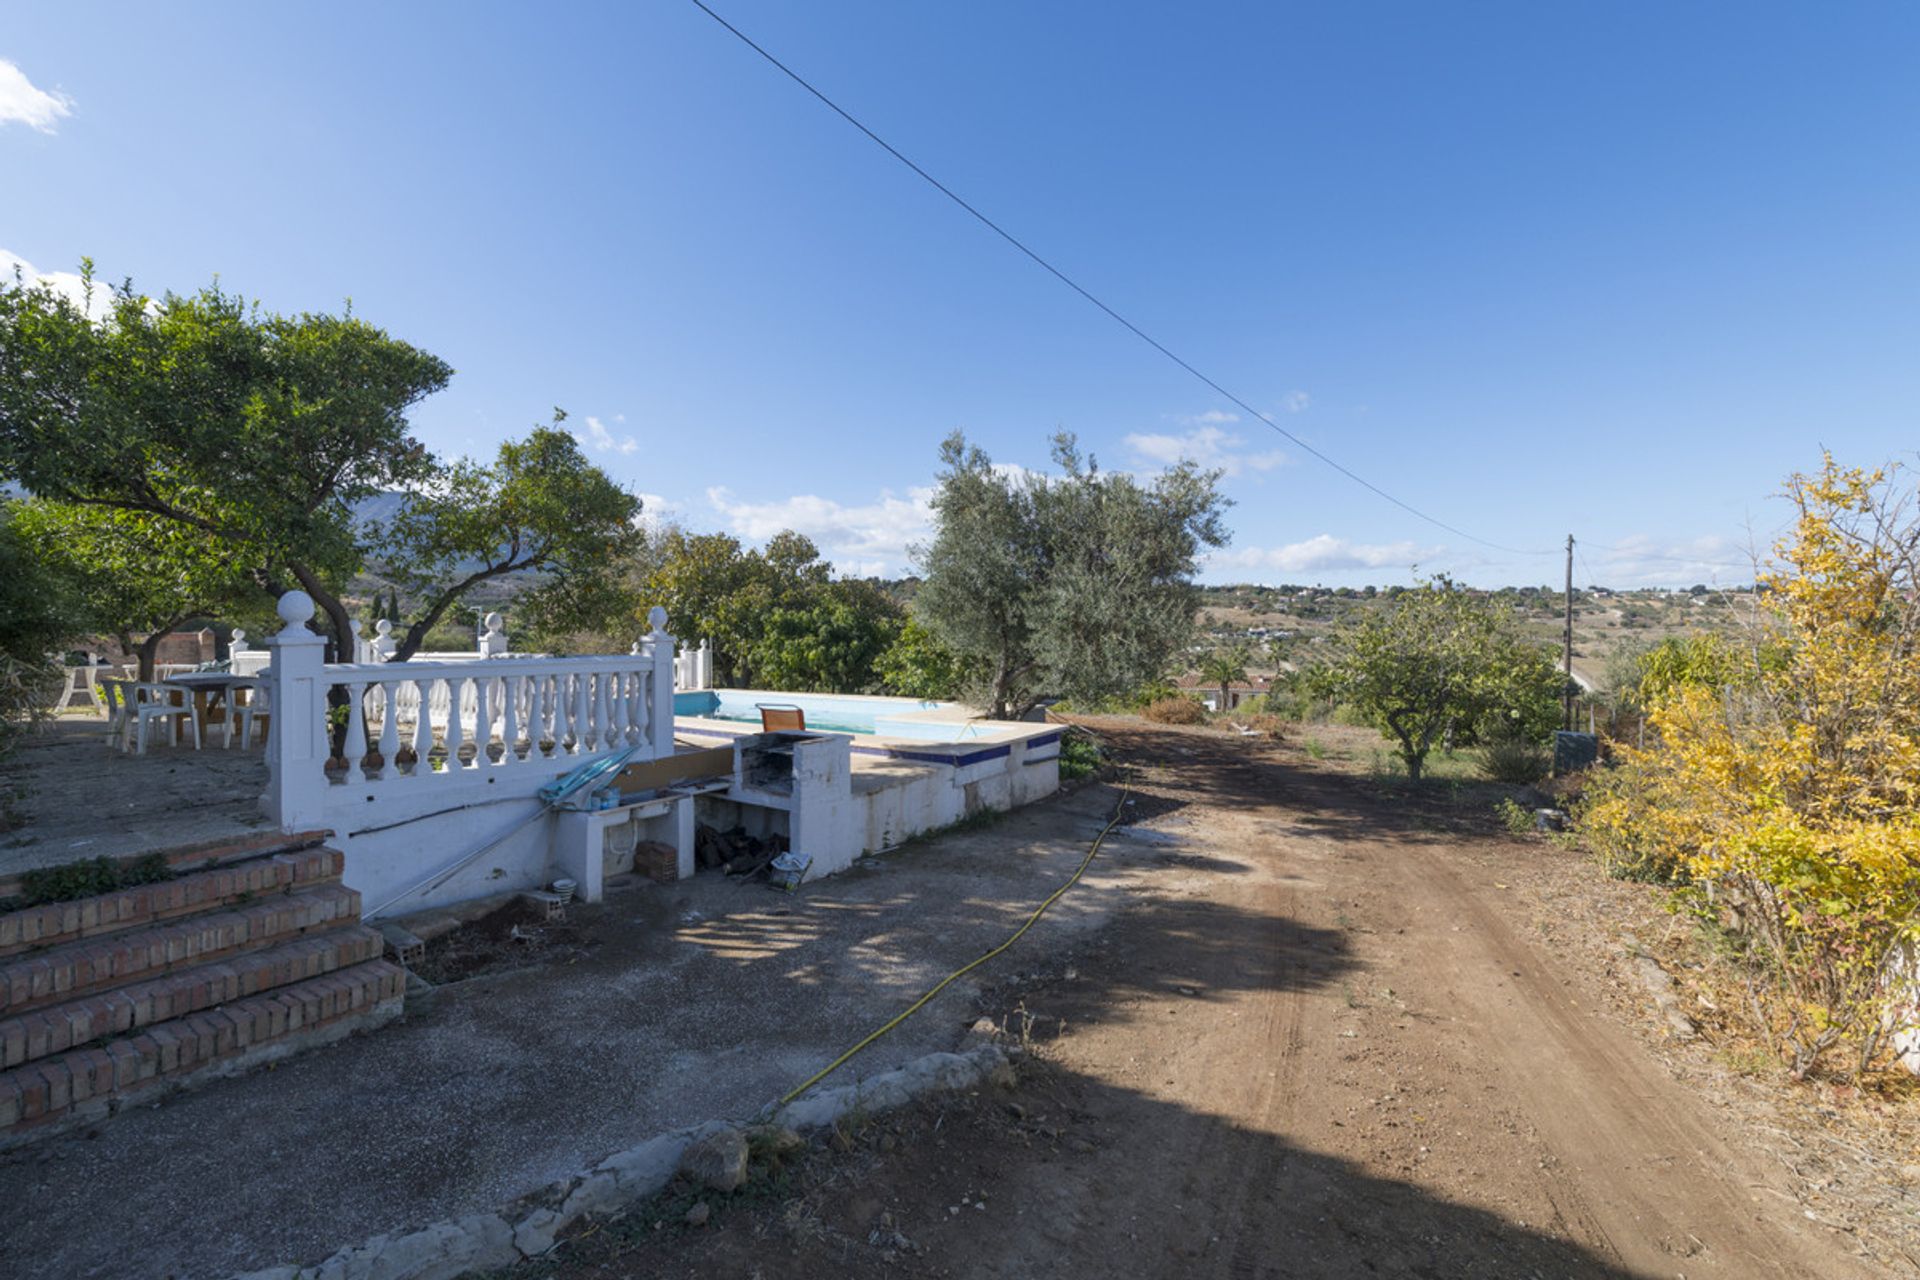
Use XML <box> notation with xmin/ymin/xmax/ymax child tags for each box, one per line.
<box><xmin>5</xmin><ymin>2</ymin><xmax>1917</xmax><ymax>587</ymax></box>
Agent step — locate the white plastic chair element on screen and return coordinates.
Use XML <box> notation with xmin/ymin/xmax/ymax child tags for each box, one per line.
<box><xmin>233</xmin><ymin>678</ymin><xmax>272</xmax><ymax>749</ymax></box>
<box><xmin>127</xmin><ymin>682</ymin><xmax>201</xmax><ymax>754</ymax></box>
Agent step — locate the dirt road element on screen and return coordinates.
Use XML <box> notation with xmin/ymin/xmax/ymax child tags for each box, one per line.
<box><xmin>512</xmin><ymin>721</ymin><xmax>1885</xmax><ymax>1279</ymax></box>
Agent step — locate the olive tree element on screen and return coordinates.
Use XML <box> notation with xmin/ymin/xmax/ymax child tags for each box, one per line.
<box><xmin>914</xmin><ymin>432</ymin><xmax>1229</xmax><ymax>719</ymax></box>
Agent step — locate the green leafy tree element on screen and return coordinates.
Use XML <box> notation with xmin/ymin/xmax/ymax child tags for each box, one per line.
<box><xmin>874</xmin><ymin>617</ymin><xmax>973</xmax><ymax>700</ymax></box>
<box><xmin>12</xmin><ymin>501</ymin><xmax>269</xmax><ymax>680</ymax></box>
<box><xmin>636</xmin><ymin>528</ymin><xmax>906</xmax><ymax>691</ymax></box>
<box><xmin>747</xmin><ymin>581</ymin><xmax>903</xmax><ymax>693</ymax></box>
<box><xmin>369</xmin><ymin>424</ymin><xmax>642</xmax><ymax>659</ymax></box>
<box><xmin>915</xmin><ymin>431</ymin><xmax>1229</xmax><ymax>719</ymax></box>
<box><xmin>0</xmin><ymin>269</ymin><xmax>638</xmax><ymax>662</ymax></box>
<box><xmin>0</xmin><ymin>501</ymin><xmax>86</xmax><ymax>749</ymax></box>
<box><xmin>1327</xmin><ymin>577</ymin><xmax>1564</xmax><ymax>780</ymax></box>
<box><xmin>1198</xmin><ymin>644</ymin><xmax>1252</xmax><ymax>711</ymax></box>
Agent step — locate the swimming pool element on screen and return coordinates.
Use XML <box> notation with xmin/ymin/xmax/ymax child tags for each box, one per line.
<box><xmin>672</xmin><ymin>689</ymin><xmax>994</xmax><ymax>741</ymax></box>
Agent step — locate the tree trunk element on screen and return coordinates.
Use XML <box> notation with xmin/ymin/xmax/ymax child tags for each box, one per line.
<box><xmin>284</xmin><ymin>564</ymin><xmax>353</xmax><ymax>755</ymax></box>
<box><xmin>136</xmin><ymin>630</ymin><xmax>167</xmax><ymax>683</ymax></box>
<box><xmin>286</xmin><ymin>563</ymin><xmax>353</xmax><ymax>664</ymax></box>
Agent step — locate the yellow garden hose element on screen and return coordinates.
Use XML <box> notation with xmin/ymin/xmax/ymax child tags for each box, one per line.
<box><xmin>780</xmin><ymin>768</ymin><xmax>1132</xmax><ymax>1106</ymax></box>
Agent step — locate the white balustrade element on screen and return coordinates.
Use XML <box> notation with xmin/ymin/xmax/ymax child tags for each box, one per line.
<box><xmin>264</xmin><ymin>594</ymin><xmax>677</xmax><ymax>827</ymax></box>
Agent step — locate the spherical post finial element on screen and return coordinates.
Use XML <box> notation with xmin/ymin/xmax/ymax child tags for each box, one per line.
<box><xmin>647</xmin><ymin>605</ymin><xmax>669</xmax><ymax>634</ymax></box>
<box><xmin>374</xmin><ymin>619</ymin><xmax>392</xmax><ymax>637</ymax></box>
<box><xmin>276</xmin><ymin>590</ymin><xmax>316</xmax><ymax>627</ymax></box>
<box><xmin>484</xmin><ymin>611</ymin><xmax>504</xmax><ymax>632</ymax></box>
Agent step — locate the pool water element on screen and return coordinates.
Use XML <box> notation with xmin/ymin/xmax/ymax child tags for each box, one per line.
<box><xmin>673</xmin><ymin>689</ymin><xmax>990</xmax><ymax>741</ymax></box>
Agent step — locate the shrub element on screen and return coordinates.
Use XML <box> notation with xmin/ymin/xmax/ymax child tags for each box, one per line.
<box><xmin>1059</xmin><ymin>732</ymin><xmax>1103</xmax><ymax>780</ymax></box>
<box><xmin>14</xmin><ymin>852</ymin><xmax>175</xmax><ymax>909</ymax></box>
<box><xmin>1479</xmin><ymin>735</ymin><xmax>1549</xmax><ymax>784</ymax></box>
<box><xmin>1578</xmin><ymin>457</ymin><xmax>1920</xmax><ymax>1079</ymax></box>
<box><xmin>1240</xmin><ymin>712</ymin><xmax>1286</xmax><ymax>740</ymax></box>
<box><xmin>1142</xmin><ymin>696</ymin><xmax>1206</xmax><ymax>725</ymax></box>
<box><xmin>1494</xmin><ymin>797</ymin><xmax>1536</xmax><ymax>837</ymax></box>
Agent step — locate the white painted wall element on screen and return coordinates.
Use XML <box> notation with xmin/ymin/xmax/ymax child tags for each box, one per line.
<box><xmin>262</xmin><ymin>593</ymin><xmax>680</xmax><ymax>917</ymax></box>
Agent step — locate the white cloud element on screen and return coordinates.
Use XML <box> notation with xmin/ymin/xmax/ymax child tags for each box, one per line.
<box><xmin>706</xmin><ymin>485</ymin><xmax>935</xmax><ymax>576</ymax></box>
<box><xmin>1210</xmin><ymin>534</ymin><xmax>1437</xmax><ymax>575</ymax></box>
<box><xmin>0</xmin><ymin>248</ymin><xmax>115</xmax><ymax>321</ymax></box>
<box><xmin>1586</xmin><ymin>534</ymin><xmax>1758</xmax><ymax>585</ymax></box>
<box><xmin>632</xmin><ymin>492</ymin><xmax>687</xmax><ymax>529</ymax></box>
<box><xmin>575</xmin><ymin>414</ymin><xmax>637</xmax><ymax>455</ymax></box>
<box><xmin>1124</xmin><ymin>419</ymin><xmax>1286</xmax><ymax>477</ymax></box>
<box><xmin>0</xmin><ymin>60</ymin><xmax>71</xmax><ymax>133</ymax></box>
<box><xmin>1281</xmin><ymin>390</ymin><xmax>1310</xmax><ymax>414</ymax></box>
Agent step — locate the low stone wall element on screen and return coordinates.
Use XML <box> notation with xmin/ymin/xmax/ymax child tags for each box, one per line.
<box><xmin>230</xmin><ymin>1044</ymin><xmax>1016</xmax><ymax>1280</ymax></box>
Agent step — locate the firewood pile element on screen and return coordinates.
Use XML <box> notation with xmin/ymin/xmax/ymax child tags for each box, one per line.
<box><xmin>695</xmin><ymin>823</ymin><xmax>792</xmax><ymax>879</ymax></box>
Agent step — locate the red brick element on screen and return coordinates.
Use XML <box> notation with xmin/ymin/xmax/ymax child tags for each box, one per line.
<box><xmin>75</xmin><ymin>1047</ymin><xmax>115</xmax><ymax>1096</ymax></box>
<box><xmin>107</xmin><ymin>1041</ymin><xmax>142</xmax><ymax>1088</ymax></box>
<box><xmin>0</xmin><ymin>1018</ymin><xmax>24</xmax><ymax>1067</ymax></box>
<box><xmin>36</xmin><ymin>1060</ymin><xmax>71</xmax><ymax>1113</ymax></box>
<box><xmin>17</xmin><ymin>1069</ymin><xmax>48</xmax><ymax>1120</ymax></box>
<box><xmin>147</xmin><ymin>1025</ymin><xmax>183</xmax><ymax>1074</ymax></box>
<box><xmin>98</xmin><ymin>991</ymin><xmax>135</xmax><ymax>1034</ymax></box>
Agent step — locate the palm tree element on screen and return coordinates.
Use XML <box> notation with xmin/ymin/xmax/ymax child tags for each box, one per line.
<box><xmin>1198</xmin><ymin>645</ymin><xmax>1251</xmax><ymax>713</ymax></box>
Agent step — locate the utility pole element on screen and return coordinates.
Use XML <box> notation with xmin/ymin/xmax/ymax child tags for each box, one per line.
<box><xmin>1563</xmin><ymin>533</ymin><xmax>1576</xmax><ymax>731</ymax></box>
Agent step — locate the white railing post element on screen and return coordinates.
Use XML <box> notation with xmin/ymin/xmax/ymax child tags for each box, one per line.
<box><xmin>263</xmin><ymin>590</ymin><xmax>329</xmax><ymax>832</ymax></box>
<box><xmin>648</xmin><ymin>606</ymin><xmax>676</xmax><ymax>760</ymax></box>
<box><xmin>479</xmin><ymin>611</ymin><xmax>509</xmax><ymax>657</ymax></box>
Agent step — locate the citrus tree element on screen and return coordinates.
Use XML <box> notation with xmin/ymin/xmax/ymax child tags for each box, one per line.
<box><xmin>1325</xmin><ymin>577</ymin><xmax>1562</xmax><ymax>780</ymax></box>
<box><xmin>0</xmin><ymin>268</ymin><xmax>639</xmax><ymax>661</ymax></box>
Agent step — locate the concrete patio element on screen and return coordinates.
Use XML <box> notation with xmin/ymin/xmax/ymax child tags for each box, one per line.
<box><xmin>0</xmin><ymin>778</ymin><xmax>1206</xmax><ymax>1279</ymax></box>
<box><xmin>2</xmin><ymin>718</ymin><xmax>271</xmax><ymax>879</ymax></box>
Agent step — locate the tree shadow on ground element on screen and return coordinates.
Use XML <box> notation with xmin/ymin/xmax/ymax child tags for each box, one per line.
<box><xmin>521</xmin><ymin>1053</ymin><xmax>1643</xmax><ymax>1280</ymax></box>
<box><xmin>1084</xmin><ymin>719</ymin><xmax>1512</xmax><ymax>851</ymax></box>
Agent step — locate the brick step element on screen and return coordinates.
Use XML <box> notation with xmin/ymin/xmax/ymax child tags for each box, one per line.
<box><xmin>0</xmin><ymin>829</ymin><xmax>331</xmax><ymax>908</ymax></box>
<box><xmin>0</xmin><ymin>925</ymin><xmax>385</xmax><ymax>1070</ymax></box>
<box><xmin>0</xmin><ymin>958</ymin><xmax>406</xmax><ymax>1143</ymax></box>
<box><xmin>0</xmin><ymin>882</ymin><xmax>363</xmax><ymax>1018</ymax></box>
<box><xmin>0</xmin><ymin>846</ymin><xmax>345</xmax><ymax>960</ymax></box>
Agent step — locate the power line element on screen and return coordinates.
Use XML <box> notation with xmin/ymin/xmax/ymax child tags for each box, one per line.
<box><xmin>685</xmin><ymin>0</ymin><xmax>1554</xmax><ymax>558</ymax></box>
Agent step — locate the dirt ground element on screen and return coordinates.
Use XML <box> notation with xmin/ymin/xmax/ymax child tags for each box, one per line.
<box><xmin>0</xmin><ymin>717</ymin><xmax>270</xmax><ymax>875</ymax></box>
<box><xmin>484</xmin><ymin>719</ymin><xmax>1912</xmax><ymax>1280</ymax></box>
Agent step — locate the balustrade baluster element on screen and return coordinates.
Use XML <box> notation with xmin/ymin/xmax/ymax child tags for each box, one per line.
<box><xmin>443</xmin><ymin>676</ymin><xmax>465</xmax><ymax>772</ymax></box>
<box><xmin>411</xmin><ymin>678</ymin><xmax>433</xmax><ymax>775</ymax></box>
<box><xmin>594</xmin><ymin>672</ymin><xmax>613</xmax><ymax>751</ymax></box>
<box><xmin>554</xmin><ymin>674</ymin><xmax>573</xmax><ymax>755</ymax></box>
<box><xmin>344</xmin><ymin>681</ymin><xmax>368</xmax><ymax>779</ymax></box>
<box><xmin>501</xmin><ymin>675</ymin><xmax>521</xmax><ymax>764</ymax></box>
<box><xmin>376</xmin><ymin>682</ymin><xmax>400</xmax><ymax>780</ymax></box>
<box><xmin>573</xmin><ymin>672</ymin><xmax>592</xmax><ymax>752</ymax></box>
<box><xmin>473</xmin><ymin>675</ymin><xmax>493</xmax><ymax>767</ymax></box>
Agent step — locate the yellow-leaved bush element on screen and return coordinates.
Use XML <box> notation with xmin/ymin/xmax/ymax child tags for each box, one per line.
<box><xmin>1578</xmin><ymin>457</ymin><xmax>1920</xmax><ymax>1079</ymax></box>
